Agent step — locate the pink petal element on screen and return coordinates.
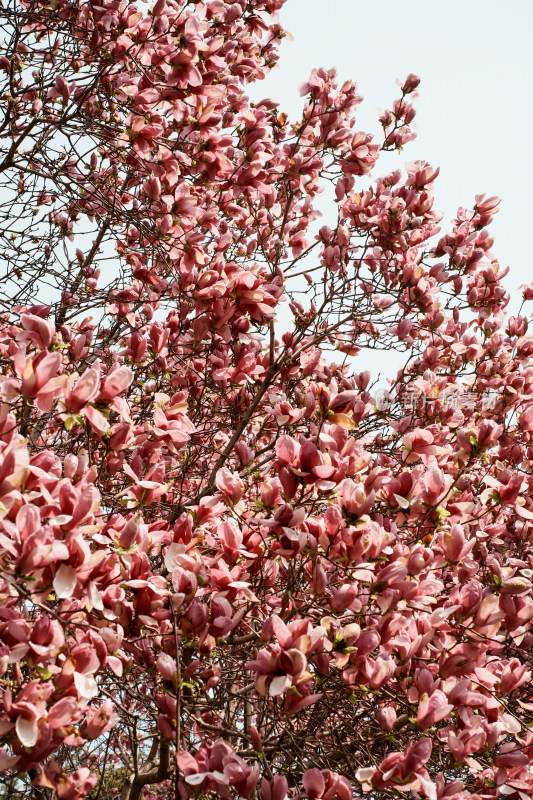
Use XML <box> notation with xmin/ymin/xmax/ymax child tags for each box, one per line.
<box><xmin>16</xmin><ymin>715</ymin><xmax>38</xmax><ymax>747</ymax></box>
<box><xmin>53</xmin><ymin>565</ymin><xmax>77</xmax><ymax>599</ymax></box>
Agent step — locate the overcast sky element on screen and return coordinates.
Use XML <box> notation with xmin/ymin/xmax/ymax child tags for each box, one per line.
<box><xmin>249</xmin><ymin>0</ymin><xmax>533</xmax><ymax>381</ymax></box>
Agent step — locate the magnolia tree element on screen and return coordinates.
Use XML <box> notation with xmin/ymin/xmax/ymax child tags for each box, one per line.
<box><xmin>1</xmin><ymin>1</ymin><xmax>533</xmax><ymax>799</ymax></box>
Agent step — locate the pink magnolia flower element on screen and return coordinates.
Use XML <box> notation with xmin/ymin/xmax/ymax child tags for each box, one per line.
<box><xmin>376</xmin><ymin>705</ymin><xmax>397</xmax><ymax>731</ymax></box>
<box><xmin>363</xmin><ymin>738</ymin><xmax>436</xmax><ymax>799</ymax></box>
<box><xmin>97</xmin><ymin>366</ymin><xmax>133</xmax><ymax>401</ymax></box>
<box><xmin>338</xmin><ymin>478</ymin><xmax>375</xmax><ymax>518</ymax></box>
<box><xmin>261</xmin><ymin>775</ymin><xmax>288</xmax><ymax>800</ymax></box>
<box><xmin>302</xmin><ymin>769</ymin><xmax>351</xmax><ymax>800</ymax></box>
<box><xmin>402</xmin><ymin>429</ymin><xmax>447</xmax><ymax>465</ymax></box>
<box><xmin>19</xmin><ymin>314</ymin><xmax>55</xmax><ymax>349</ymax></box>
<box><xmin>245</xmin><ymin>615</ymin><xmax>323</xmax><ymax>711</ymax></box>
<box><xmin>66</xmin><ymin>366</ymin><xmax>101</xmax><ymax>412</ymax></box>
<box><xmin>215</xmin><ymin>468</ymin><xmax>244</xmax><ymax>504</ymax></box>
<box><xmin>12</xmin><ymin>348</ymin><xmax>66</xmax><ymax>411</ymax></box>
<box><xmin>82</xmin><ymin>701</ymin><xmax>118</xmax><ymax>739</ymax></box>
<box><xmin>416</xmin><ymin>690</ymin><xmax>453</xmax><ymax>729</ymax></box>
<box><xmin>156</xmin><ymin>654</ymin><xmax>177</xmax><ymax>682</ymax></box>
<box><xmin>42</xmin><ymin>764</ymin><xmax>98</xmax><ymax>800</ymax></box>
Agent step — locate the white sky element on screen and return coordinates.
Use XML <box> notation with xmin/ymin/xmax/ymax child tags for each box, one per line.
<box><xmin>249</xmin><ymin>0</ymin><xmax>533</xmax><ymax>382</ymax></box>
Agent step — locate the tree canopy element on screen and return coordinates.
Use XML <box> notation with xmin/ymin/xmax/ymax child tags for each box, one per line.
<box><xmin>1</xmin><ymin>1</ymin><xmax>533</xmax><ymax>799</ymax></box>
